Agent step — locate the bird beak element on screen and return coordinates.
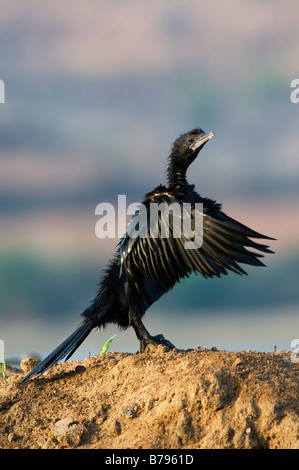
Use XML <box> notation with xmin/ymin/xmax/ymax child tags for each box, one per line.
<box><xmin>190</xmin><ymin>131</ymin><xmax>215</xmax><ymax>151</ymax></box>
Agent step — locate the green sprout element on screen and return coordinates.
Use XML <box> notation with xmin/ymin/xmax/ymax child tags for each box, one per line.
<box><xmin>101</xmin><ymin>335</ymin><xmax>117</xmax><ymax>354</ymax></box>
<box><xmin>1</xmin><ymin>340</ymin><xmax>6</xmax><ymax>384</ymax></box>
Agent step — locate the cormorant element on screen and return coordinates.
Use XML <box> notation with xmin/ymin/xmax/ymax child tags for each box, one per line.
<box><xmin>22</xmin><ymin>128</ymin><xmax>274</xmax><ymax>383</ymax></box>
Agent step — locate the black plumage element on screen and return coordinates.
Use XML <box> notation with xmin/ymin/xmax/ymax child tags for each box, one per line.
<box><xmin>22</xmin><ymin>128</ymin><xmax>274</xmax><ymax>383</ymax></box>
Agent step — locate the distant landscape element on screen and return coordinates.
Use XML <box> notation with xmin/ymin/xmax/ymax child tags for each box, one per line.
<box><xmin>0</xmin><ymin>1</ymin><xmax>298</xmax><ymax>359</ymax></box>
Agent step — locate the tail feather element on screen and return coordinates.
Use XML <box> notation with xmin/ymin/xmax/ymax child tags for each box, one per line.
<box><xmin>22</xmin><ymin>322</ymin><xmax>93</xmax><ymax>384</ymax></box>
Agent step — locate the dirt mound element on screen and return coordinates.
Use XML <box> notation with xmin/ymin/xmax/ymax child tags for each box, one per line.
<box><xmin>0</xmin><ymin>347</ymin><xmax>298</xmax><ymax>449</ymax></box>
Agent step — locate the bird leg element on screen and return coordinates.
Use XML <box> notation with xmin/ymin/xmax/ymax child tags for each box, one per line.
<box><xmin>131</xmin><ymin>317</ymin><xmax>176</xmax><ymax>353</ymax></box>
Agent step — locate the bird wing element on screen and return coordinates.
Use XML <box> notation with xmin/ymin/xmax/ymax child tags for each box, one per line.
<box><xmin>118</xmin><ymin>192</ymin><xmax>274</xmax><ymax>308</ymax></box>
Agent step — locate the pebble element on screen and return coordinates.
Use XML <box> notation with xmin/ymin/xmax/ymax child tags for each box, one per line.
<box><xmin>20</xmin><ymin>358</ymin><xmax>41</xmax><ymax>375</ymax></box>
<box><xmin>51</xmin><ymin>417</ymin><xmax>85</xmax><ymax>447</ymax></box>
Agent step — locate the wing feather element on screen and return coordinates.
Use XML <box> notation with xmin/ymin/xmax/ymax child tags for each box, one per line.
<box><xmin>118</xmin><ymin>193</ymin><xmax>274</xmax><ymax>309</ymax></box>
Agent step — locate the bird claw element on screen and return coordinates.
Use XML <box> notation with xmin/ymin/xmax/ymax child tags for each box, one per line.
<box><xmin>140</xmin><ymin>334</ymin><xmax>176</xmax><ymax>353</ymax></box>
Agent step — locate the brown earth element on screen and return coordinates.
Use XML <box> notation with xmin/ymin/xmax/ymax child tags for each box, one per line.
<box><xmin>0</xmin><ymin>346</ymin><xmax>298</xmax><ymax>449</ymax></box>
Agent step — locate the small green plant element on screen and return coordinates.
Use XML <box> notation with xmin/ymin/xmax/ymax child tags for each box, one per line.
<box><xmin>101</xmin><ymin>335</ymin><xmax>117</xmax><ymax>354</ymax></box>
<box><xmin>1</xmin><ymin>340</ymin><xmax>6</xmax><ymax>384</ymax></box>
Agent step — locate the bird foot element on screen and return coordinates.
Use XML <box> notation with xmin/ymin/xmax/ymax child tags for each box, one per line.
<box><xmin>140</xmin><ymin>334</ymin><xmax>176</xmax><ymax>353</ymax></box>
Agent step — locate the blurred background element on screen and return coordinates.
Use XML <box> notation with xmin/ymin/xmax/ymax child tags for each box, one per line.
<box><xmin>0</xmin><ymin>0</ymin><xmax>298</xmax><ymax>363</ymax></box>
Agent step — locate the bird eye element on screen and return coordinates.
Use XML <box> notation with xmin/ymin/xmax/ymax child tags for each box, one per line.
<box><xmin>187</xmin><ymin>137</ymin><xmax>193</xmax><ymax>143</ymax></box>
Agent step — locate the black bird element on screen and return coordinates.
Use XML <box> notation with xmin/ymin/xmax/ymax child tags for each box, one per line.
<box><xmin>22</xmin><ymin>128</ymin><xmax>274</xmax><ymax>383</ymax></box>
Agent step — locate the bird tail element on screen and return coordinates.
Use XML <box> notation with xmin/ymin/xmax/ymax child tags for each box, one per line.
<box><xmin>22</xmin><ymin>320</ymin><xmax>94</xmax><ymax>384</ymax></box>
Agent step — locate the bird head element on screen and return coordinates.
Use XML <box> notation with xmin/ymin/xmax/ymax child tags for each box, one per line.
<box><xmin>169</xmin><ymin>128</ymin><xmax>214</xmax><ymax>175</ymax></box>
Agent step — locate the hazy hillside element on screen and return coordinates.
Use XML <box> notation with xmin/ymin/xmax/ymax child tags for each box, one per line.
<box><xmin>0</xmin><ymin>1</ymin><xmax>298</xmax><ymax>359</ymax></box>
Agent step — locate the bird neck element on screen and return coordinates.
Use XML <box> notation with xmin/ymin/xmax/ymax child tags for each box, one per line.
<box><xmin>167</xmin><ymin>166</ymin><xmax>188</xmax><ymax>190</ymax></box>
<box><xmin>166</xmin><ymin>150</ymin><xmax>191</xmax><ymax>190</ymax></box>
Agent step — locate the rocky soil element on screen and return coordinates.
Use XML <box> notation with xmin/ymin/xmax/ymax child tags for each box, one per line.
<box><xmin>0</xmin><ymin>346</ymin><xmax>298</xmax><ymax>449</ymax></box>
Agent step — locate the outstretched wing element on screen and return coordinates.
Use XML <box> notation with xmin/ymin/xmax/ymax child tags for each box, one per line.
<box><xmin>118</xmin><ymin>192</ymin><xmax>274</xmax><ymax>310</ymax></box>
